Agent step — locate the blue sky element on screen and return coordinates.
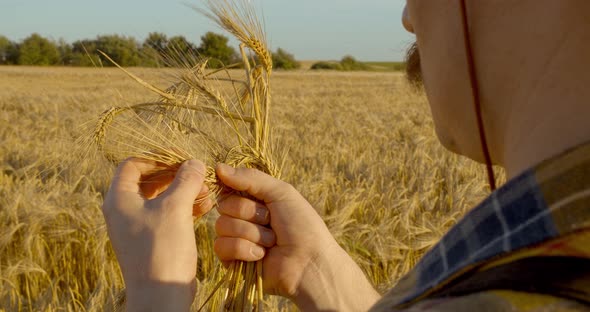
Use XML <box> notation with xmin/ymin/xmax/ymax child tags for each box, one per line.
<box><xmin>0</xmin><ymin>0</ymin><xmax>414</xmax><ymax>61</ymax></box>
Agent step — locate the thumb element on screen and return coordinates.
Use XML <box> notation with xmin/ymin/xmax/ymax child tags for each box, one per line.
<box><xmin>216</xmin><ymin>163</ymin><xmax>292</xmax><ymax>204</ymax></box>
<box><xmin>157</xmin><ymin>159</ymin><xmax>206</xmax><ymax>212</ymax></box>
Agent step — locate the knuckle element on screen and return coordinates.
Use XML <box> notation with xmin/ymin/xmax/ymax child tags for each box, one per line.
<box><xmin>214</xmin><ymin>237</ymin><xmax>245</xmax><ymax>261</ymax></box>
<box><xmin>176</xmin><ymin>169</ymin><xmax>198</xmax><ymax>184</ymax></box>
<box><xmin>216</xmin><ymin>199</ymin><xmax>229</xmax><ymax>214</ymax></box>
<box><xmin>239</xmin><ymin>167</ymin><xmax>262</xmax><ymax>183</ymax></box>
<box><xmin>213</xmin><ymin>238</ymin><xmax>225</xmax><ymax>258</ymax></box>
<box><xmin>282</xmin><ymin>181</ymin><xmax>296</xmax><ymax>193</ymax></box>
<box><xmin>238</xmin><ymin>167</ymin><xmax>257</xmax><ymax>177</ymax></box>
<box><xmin>236</xmin><ymin>199</ymin><xmax>252</xmax><ymax>218</ymax></box>
<box><xmin>215</xmin><ymin>215</ymin><xmax>230</xmax><ymax>234</ymax></box>
<box><xmin>218</xmin><ymin>195</ymin><xmax>237</xmax><ymax>213</ymax></box>
<box><xmin>275</xmin><ymin>181</ymin><xmax>297</xmax><ymax>199</ymax></box>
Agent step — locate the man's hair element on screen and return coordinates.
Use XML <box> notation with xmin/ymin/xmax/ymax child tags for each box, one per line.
<box><xmin>404</xmin><ymin>42</ymin><xmax>422</xmax><ymax>87</ymax></box>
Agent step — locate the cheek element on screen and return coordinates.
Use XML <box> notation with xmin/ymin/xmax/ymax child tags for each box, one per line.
<box><xmin>426</xmin><ymin>88</ymin><xmax>487</xmax><ymax>162</ymax></box>
<box><xmin>427</xmin><ymin>100</ymin><xmax>461</xmax><ymax>154</ymax></box>
<box><xmin>408</xmin><ymin>2</ymin><xmax>480</xmax><ymax>155</ymax></box>
<box><xmin>408</xmin><ymin>1</ymin><xmax>492</xmax><ymax>163</ymax></box>
<box><xmin>407</xmin><ymin>1</ymin><xmax>468</xmax><ymax>98</ymax></box>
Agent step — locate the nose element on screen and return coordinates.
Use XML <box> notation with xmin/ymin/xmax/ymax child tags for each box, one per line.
<box><xmin>402</xmin><ymin>6</ymin><xmax>414</xmax><ymax>33</ymax></box>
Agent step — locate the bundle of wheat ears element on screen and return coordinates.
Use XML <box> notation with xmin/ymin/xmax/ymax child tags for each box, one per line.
<box><xmin>91</xmin><ymin>0</ymin><xmax>280</xmax><ymax>310</ymax></box>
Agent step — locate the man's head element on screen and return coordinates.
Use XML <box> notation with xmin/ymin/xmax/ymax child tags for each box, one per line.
<box><xmin>401</xmin><ymin>1</ymin><xmax>590</xmax><ymax>174</ymax></box>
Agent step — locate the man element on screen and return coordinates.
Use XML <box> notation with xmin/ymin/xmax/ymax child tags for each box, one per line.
<box><xmin>102</xmin><ymin>1</ymin><xmax>590</xmax><ymax>311</ymax></box>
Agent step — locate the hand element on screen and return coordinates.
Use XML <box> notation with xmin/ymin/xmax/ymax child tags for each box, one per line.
<box><xmin>214</xmin><ymin>164</ymin><xmax>380</xmax><ymax>311</ymax></box>
<box><xmin>102</xmin><ymin>158</ymin><xmax>213</xmax><ymax>311</ymax></box>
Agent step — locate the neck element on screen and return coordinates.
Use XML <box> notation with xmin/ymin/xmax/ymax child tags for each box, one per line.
<box><xmin>501</xmin><ymin>95</ymin><xmax>590</xmax><ymax>179</ymax></box>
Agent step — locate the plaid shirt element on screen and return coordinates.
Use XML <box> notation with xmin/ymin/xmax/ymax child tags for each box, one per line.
<box><xmin>371</xmin><ymin>142</ymin><xmax>590</xmax><ymax>311</ymax></box>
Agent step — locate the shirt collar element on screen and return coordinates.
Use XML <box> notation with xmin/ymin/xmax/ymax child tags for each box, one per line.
<box><xmin>376</xmin><ymin>141</ymin><xmax>590</xmax><ymax>308</ymax></box>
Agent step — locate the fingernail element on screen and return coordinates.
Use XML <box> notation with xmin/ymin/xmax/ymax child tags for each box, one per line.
<box><xmin>261</xmin><ymin>229</ymin><xmax>274</xmax><ymax>246</ymax></box>
<box><xmin>218</xmin><ymin>163</ymin><xmax>236</xmax><ymax>175</ymax></box>
<box><xmin>255</xmin><ymin>206</ymin><xmax>269</xmax><ymax>223</ymax></box>
<box><xmin>250</xmin><ymin>246</ymin><xmax>265</xmax><ymax>258</ymax></box>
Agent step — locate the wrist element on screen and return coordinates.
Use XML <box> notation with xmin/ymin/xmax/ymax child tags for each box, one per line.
<box><xmin>125</xmin><ymin>279</ymin><xmax>196</xmax><ymax>312</ymax></box>
<box><xmin>293</xmin><ymin>242</ymin><xmax>380</xmax><ymax>312</ymax></box>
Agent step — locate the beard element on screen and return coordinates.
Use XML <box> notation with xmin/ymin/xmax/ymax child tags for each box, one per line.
<box><xmin>405</xmin><ymin>42</ymin><xmax>423</xmax><ymax>87</ymax></box>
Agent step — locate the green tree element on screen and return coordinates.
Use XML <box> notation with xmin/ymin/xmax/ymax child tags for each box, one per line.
<box><xmin>17</xmin><ymin>33</ymin><xmax>59</xmax><ymax>66</ymax></box>
<box><xmin>197</xmin><ymin>32</ymin><xmax>237</xmax><ymax>68</ymax></box>
<box><xmin>310</xmin><ymin>61</ymin><xmax>342</xmax><ymax>70</ymax></box>
<box><xmin>69</xmin><ymin>35</ymin><xmax>143</xmax><ymax>67</ymax></box>
<box><xmin>0</xmin><ymin>35</ymin><xmax>18</xmax><ymax>64</ymax></box>
<box><xmin>71</xmin><ymin>39</ymin><xmax>100</xmax><ymax>66</ymax></box>
<box><xmin>272</xmin><ymin>48</ymin><xmax>301</xmax><ymax>70</ymax></box>
<box><xmin>94</xmin><ymin>35</ymin><xmax>143</xmax><ymax>67</ymax></box>
<box><xmin>0</xmin><ymin>35</ymin><xmax>9</xmax><ymax>63</ymax></box>
<box><xmin>141</xmin><ymin>32</ymin><xmax>170</xmax><ymax>67</ymax></box>
<box><xmin>310</xmin><ymin>56</ymin><xmax>370</xmax><ymax>71</ymax></box>
<box><xmin>340</xmin><ymin>55</ymin><xmax>369</xmax><ymax>71</ymax></box>
<box><xmin>167</xmin><ymin>35</ymin><xmax>197</xmax><ymax>56</ymax></box>
<box><xmin>160</xmin><ymin>35</ymin><xmax>199</xmax><ymax>67</ymax></box>
<box><xmin>56</xmin><ymin>38</ymin><xmax>74</xmax><ymax>66</ymax></box>
<box><xmin>144</xmin><ymin>32</ymin><xmax>169</xmax><ymax>52</ymax></box>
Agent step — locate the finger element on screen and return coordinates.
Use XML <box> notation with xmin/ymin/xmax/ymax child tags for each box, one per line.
<box><xmin>198</xmin><ymin>184</ymin><xmax>210</xmax><ymax>199</ymax></box>
<box><xmin>216</xmin><ymin>215</ymin><xmax>276</xmax><ymax>247</ymax></box>
<box><xmin>140</xmin><ymin>168</ymin><xmax>176</xmax><ymax>199</ymax></box>
<box><xmin>111</xmin><ymin>158</ymin><xmax>161</xmax><ymax>195</ymax></box>
<box><xmin>214</xmin><ymin>237</ymin><xmax>266</xmax><ymax>262</ymax></box>
<box><xmin>157</xmin><ymin>160</ymin><xmax>206</xmax><ymax>212</ymax></box>
<box><xmin>216</xmin><ymin>164</ymin><xmax>293</xmax><ymax>204</ymax></box>
<box><xmin>217</xmin><ymin>195</ymin><xmax>270</xmax><ymax>225</ymax></box>
<box><xmin>193</xmin><ymin>197</ymin><xmax>214</xmax><ymax>217</ymax></box>
<box><xmin>192</xmin><ymin>184</ymin><xmax>212</xmax><ymax>217</ymax></box>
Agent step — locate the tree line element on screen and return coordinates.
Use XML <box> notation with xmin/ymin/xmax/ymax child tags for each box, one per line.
<box><xmin>0</xmin><ymin>32</ymin><xmax>301</xmax><ymax>70</ymax></box>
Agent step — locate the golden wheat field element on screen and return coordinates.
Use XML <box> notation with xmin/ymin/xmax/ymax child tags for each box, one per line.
<box><xmin>0</xmin><ymin>66</ymin><xmax>502</xmax><ymax>311</ymax></box>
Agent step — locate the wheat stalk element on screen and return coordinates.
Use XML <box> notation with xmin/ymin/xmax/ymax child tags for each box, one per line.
<box><xmin>199</xmin><ymin>0</ymin><xmax>273</xmax><ymax>74</ymax></box>
<box><xmin>91</xmin><ymin>0</ymin><xmax>278</xmax><ymax>310</ymax></box>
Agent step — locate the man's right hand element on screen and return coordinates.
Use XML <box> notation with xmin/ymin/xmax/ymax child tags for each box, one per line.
<box><xmin>214</xmin><ymin>164</ymin><xmax>380</xmax><ymax>312</ymax></box>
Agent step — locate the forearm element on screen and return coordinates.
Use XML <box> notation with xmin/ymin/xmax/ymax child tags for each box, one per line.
<box><xmin>125</xmin><ymin>280</ymin><xmax>195</xmax><ymax>312</ymax></box>
<box><xmin>293</xmin><ymin>243</ymin><xmax>381</xmax><ymax>312</ymax></box>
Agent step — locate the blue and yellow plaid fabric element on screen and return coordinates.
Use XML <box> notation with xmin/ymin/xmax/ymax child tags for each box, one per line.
<box><xmin>371</xmin><ymin>142</ymin><xmax>590</xmax><ymax>311</ymax></box>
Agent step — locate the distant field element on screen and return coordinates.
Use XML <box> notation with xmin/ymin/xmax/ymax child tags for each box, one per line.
<box><xmin>365</xmin><ymin>61</ymin><xmax>406</xmax><ymax>72</ymax></box>
<box><xmin>298</xmin><ymin>60</ymin><xmax>318</xmax><ymax>70</ymax></box>
<box><xmin>299</xmin><ymin>60</ymin><xmax>405</xmax><ymax>72</ymax></box>
<box><xmin>0</xmin><ymin>66</ymin><xmax>496</xmax><ymax>311</ymax></box>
